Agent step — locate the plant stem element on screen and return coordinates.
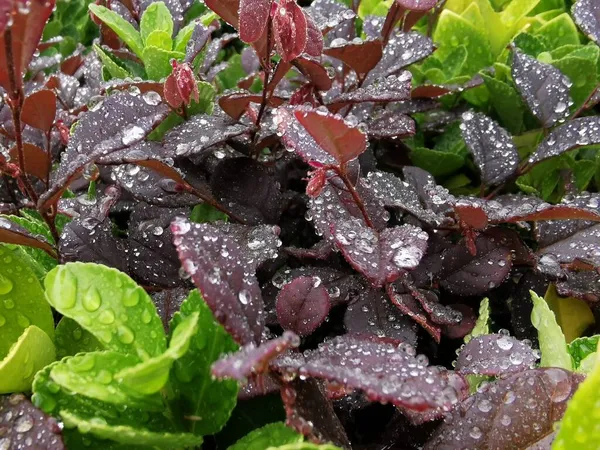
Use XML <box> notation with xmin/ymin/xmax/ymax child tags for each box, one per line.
<box><xmin>334</xmin><ymin>165</ymin><xmax>375</xmax><ymax>229</ymax></box>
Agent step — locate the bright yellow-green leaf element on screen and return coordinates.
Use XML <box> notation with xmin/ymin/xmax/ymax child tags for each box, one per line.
<box><xmin>545</xmin><ymin>284</ymin><xmax>595</xmax><ymax>343</ymax></box>
<box><xmin>0</xmin><ymin>326</ymin><xmax>55</xmax><ymax>393</ymax></box>
<box><xmin>93</xmin><ymin>44</ymin><xmax>131</xmax><ymax>79</ymax></box>
<box><xmin>465</xmin><ymin>298</ymin><xmax>490</xmax><ymax>343</ymax></box>
<box><xmin>140</xmin><ymin>1</ymin><xmax>173</xmax><ymax>44</ymax></box>
<box><xmin>228</xmin><ymin>423</ymin><xmax>303</xmax><ymax>450</ymax></box>
<box><xmin>145</xmin><ymin>30</ymin><xmax>173</xmax><ymax>51</ymax></box>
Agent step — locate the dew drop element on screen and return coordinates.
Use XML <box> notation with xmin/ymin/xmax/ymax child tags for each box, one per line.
<box><xmin>82</xmin><ymin>287</ymin><xmax>102</xmax><ymax>312</ymax></box>
<box><xmin>0</xmin><ymin>274</ymin><xmax>13</xmax><ymax>295</ymax></box>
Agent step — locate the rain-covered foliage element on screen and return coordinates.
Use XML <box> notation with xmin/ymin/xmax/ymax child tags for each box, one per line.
<box><xmin>1</xmin><ymin>0</ymin><xmax>600</xmax><ymax>448</ymax></box>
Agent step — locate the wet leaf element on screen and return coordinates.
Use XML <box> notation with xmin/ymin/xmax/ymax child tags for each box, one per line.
<box><xmin>460</xmin><ymin>111</ymin><xmax>519</xmax><ymax>186</ymax></box>
<box><xmin>273</xmin><ymin>0</ymin><xmax>308</xmax><ymax>62</ymax></box>
<box><xmin>21</xmin><ymin>89</ymin><xmax>56</xmax><ymax>132</ymax></box>
<box><xmin>228</xmin><ymin>422</ymin><xmax>302</xmax><ymax>449</ymax></box>
<box><xmin>572</xmin><ymin>0</ymin><xmax>600</xmax><ymax>43</ymax></box>
<box><xmin>324</xmin><ymin>38</ymin><xmax>383</xmax><ymax>77</ymax></box>
<box><xmin>276</xmin><ymin>277</ymin><xmax>331</xmax><ymax>336</ymax></box>
<box><xmin>0</xmin><ymin>216</ymin><xmax>57</xmax><ymax>259</ymax></box>
<box><xmin>239</xmin><ymin>0</ymin><xmax>271</xmax><ymax>43</ymax></box>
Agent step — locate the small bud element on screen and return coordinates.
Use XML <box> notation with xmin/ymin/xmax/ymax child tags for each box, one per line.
<box><xmin>306</xmin><ymin>168</ymin><xmax>326</xmax><ymax>198</ymax></box>
<box><xmin>164</xmin><ymin>60</ymin><xmax>200</xmax><ymax>109</ymax></box>
<box><xmin>56</xmin><ymin>120</ymin><xmax>70</xmax><ymax>145</ymax></box>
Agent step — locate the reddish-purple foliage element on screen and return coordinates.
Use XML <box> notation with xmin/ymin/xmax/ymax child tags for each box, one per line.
<box><xmin>276</xmin><ymin>276</ymin><xmax>331</xmax><ymax>336</ymax></box>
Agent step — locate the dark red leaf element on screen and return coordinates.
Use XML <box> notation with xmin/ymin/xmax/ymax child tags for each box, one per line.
<box><xmin>537</xmin><ymin>223</ymin><xmax>600</xmax><ymax>275</ymax></box>
<box><xmin>453</xmin><ymin>201</ymin><xmax>489</xmax><ymax>230</ymax></box>
<box><xmin>0</xmin><ymin>216</ymin><xmax>56</xmax><ymax>258</ymax></box>
<box><xmin>277</xmin><ymin>334</ymin><xmax>468</xmax><ymax>412</ymax></box>
<box><xmin>556</xmin><ymin>269</ymin><xmax>600</xmax><ymax>303</ymax></box>
<box><xmin>512</xmin><ymin>48</ymin><xmax>573</xmax><ymax>129</ymax></box>
<box><xmin>528</xmin><ymin>117</ymin><xmax>600</xmax><ymax>165</ymax></box>
<box><xmin>460</xmin><ymin>112</ymin><xmax>519</xmax><ymax>186</ymax></box>
<box><xmin>239</xmin><ymin>0</ymin><xmax>272</xmax><ymax>43</ymax></box>
<box><xmin>9</xmin><ymin>143</ymin><xmax>50</xmax><ymax>181</ymax></box>
<box><xmin>212</xmin><ymin>331</ymin><xmax>300</xmax><ymax>381</ymax></box>
<box><xmin>332</xmin><ymin>218</ymin><xmax>428</xmax><ymax>287</ymax></box>
<box><xmin>344</xmin><ymin>287</ymin><xmax>418</xmax><ymax>346</ymax></box>
<box><xmin>572</xmin><ymin>0</ymin><xmax>600</xmax><ymax>43</ymax></box>
<box><xmin>21</xmin><ymin>89</ymin><xmax>56</xmax><ymax>132</ymax></box>
<box><xmin>281</xmin><ymin>379</ymin><xmax>351</xmax><ymax>448</ymax></box>
<box><xmin>171</xmin><ymin>217</ymin><xmax>266</xmax><ymax>345</ymax></box>
<box><xmin>273</xmin><ymin>0</ymin><xmax>308</xmax><ymax>62</ymax></box>
<box><xmin>324</xmin><ymin>38</ymin><xmax>383</xmax><ymax>77</ymax></box>
<box><xmin>0</xmin><ymin>0</ymin><xmax>56</xmax><ymax>93</ymax></box>
<box><xmin>439</xmin><ymin>235</ymin><xmax>513</xmax><ymax>296</ymax></box>
<box><xmin>367</xmin><ymin>110</ymin><xmax>416</xmax><ymax>139</ymax></box>
<box><xmin>0</xmin><ymin>394</ymin><xmax>65</xmax><ymax>449</ymax></box>
<box><xmin>205</xmin><ymin>0</ymin><xmax>240</xmax><ymax>28</ymax></box>
<box><xmin>425</xmin><ymin>369</ymin><xmax>584</xmax><ymax>450</ymax></box>
<box><xmin>304</xmin><ymin>13</ymin><xmax>324</xmax><ymax>57</ymax></box>
<box><xmin>294</xmin><ymin>56</ymin><xmax>333</xmax><ymax>91</ymax></box>
<box><xmin>396</xmin><ymin>0</ymin><xmax>438</xmax><ymax>11</ymax></box>
<box><xmin>386</xmin><ymin>284</ymin><xmax>442</xmax><ymax>342</ymax></box>
<box><xmin>294</xmin><ymin>108</ymin><xmax>367</xmax><ymax>165</ymax></box>
<box><xmin>456</xmin><ymin>334</ymin><xmax>538</xmax><ymax>376</ymax></box>
<box><xmin>219</xmin><ymin>92</ymin><xmax>285</xmax><ymax>120</ymax></box>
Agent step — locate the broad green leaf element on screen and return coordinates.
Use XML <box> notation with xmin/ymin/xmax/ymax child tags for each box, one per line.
<box><xmin>534</xmin><ymin>13</ymin><xmax>580</xmax><ymax>49</ymax></box>
<box><xmin>513</xmin><ymin>32</ymin><xmax>548</xmax><ymax>57</ymax></box>
<box><xmin>268</xmin><ymin>444</ymin><xmax>342</xmax><ymax>450</ymax></box>
<box><xmin>410</xmin><ymin>147</ymin><xmax>465</xmax><ymax>177</ymax></box>
<box><xmin>442</xmin><ymin>45</ymin><xmax>468</xmax><ymax>78</ymax></box>
<box><xmin>64</xmin><ymin>428</ymin><xmax>155</xmax><ymax>450</ymax></box>
<box><xmin>216</xmin><ymin>54</ymin><xmax>247</xmax><ymax>91</ymax></box>
<box><xmin>545</xmin><ymin>284</ymin><xmax>595</xmax><ymax>343</ymax></box>
<box><xmin>530</xmin><ymin>290</ymin><xmax>572</xmax><ymax>370</ymax></box>
<box><xmin>0</xmin><ymin>245</ymin><xmax>54</xmax><ymax>360</ymax></box>
<box><xmin>191</xmin><ymin>203</ymin><xmax>229</xmax><ymax>223</ymax></box>
<box><xmin>552</xmin><ymin>56</ymin><xmax>598</xmax><ymax>110</ymax></box>
<box><xmin>44</xmin><ymin>263</ymin><xmax>166</xmax><ymax>361</ymax></box>
<box><xmin>357</xmin><ymin>0</ymin><xmax>393</xmax><ymax>19</ymax></box>
<box><xmin>552</xmin><ymin>344</ymin><xmax>600</xmax><ymax>450</ymax></box>
<box><xmin>228</xmin><ymin>423</ymin><xmax>303</xmax><ymax>450</ymax></box>
<box><xmin>499</xmin><ymin>0</ymin><xmax>540</xmax><ymax>29</ymax></box>
<box><xmin>169</xmin><ymin>290</ymin><xmax>239</xmax><ymax>436</ymax></box>
<box><xmin>433</xmin><ymin>10</ymin><xmax>493</xmax><ymax>76</ymax></box>
<box><xmin>433</xmin><ymin>122</ymin><xmax>469</xmax><ymax>157</ymax></box>
<box><xmin>465</xmin><ymin>298</ymin><xmax>490</xmax><ymax>344</ymax></box>
<box><xmin>567</xmin><ymin>154</ymin><xmax>597</xmax><ymax>191</ymax></box>
<box><xmin>60</xmin><ymin>410</ymin><xmax>203</xmax><ymax>449</ymax></box>
<box><xmin>88</xmin><ymin>4</ymin><xmax>144</xmax><ymax>57</ymax></box>
<box><xmin>577</xmin><ymin>352</ymin><xmax>597</xmax><ymax>374</ymax></box>
<box><xmin>145</xmin><ymin>30</ymin><xmax>172</xmax><ymax>51</ymax></box>
<box><xmin>187</xmin><ymin>81</ymin><xmax>216</xmax><ymax>115</ymax></box>
<box><xmin>55</xmin><ymin>316</ymin><xmax>103</xmax><ymax>359</ymax></box>
<box><xmin>140</xmin><ymin>1</ymin><xmax>173</xmax><ymax>44</ymax></box>
<box><xmin>49</xmin><ymin>351</ymin><xmax>163</xmax><ymax>410</ymax></box>
<box><xmin>0</xmin><ymin>325</ymin><xmax>55</xmax><ymax>393</ymax></box>
<box><xmin>481</xmin><ymin>74</ymin><xmax>525</xmax><ymax>134</ymax></box>
<box><xmin>93</xmin><ymin>44</ymin><xmax>132</xmax><ymax>79</ymax></box>
<box><xmin>569</xmin><ymin>336</ymin><xmax>600</xmax><ymax>372</ymax></box>
<box><xmin>4</xmin><ymin>214</ymin><xmax>57</xmax><ymax>272</ymax></box>
<box><xmin>174</xmin><ymin>21</ymin><xmax>196</xmax><ymax>54</ymax></box>
<box><xmin>142</xmin><ymin>46</ymin><xmax>183</xmax><ymax>80</ymax></box>
<box><xmin>460</xmin><ymin>2</ymin><xmax>486</xmax><ymax>31</ymax></box>
<box><xmin>115</xmin><ymin>313</ymin><xmax>199</xmax><ymax>395</ymax></box>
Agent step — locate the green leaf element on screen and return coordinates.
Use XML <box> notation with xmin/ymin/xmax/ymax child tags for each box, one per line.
<box><xmin>442</xmin><ymin>45</ymin><xmax>468</xmax><ymax>79</ymax></box>
<box><xmin>115</xmin><ymin>313</ymin><xmax>199</xmax><ymax>395</ymax></box>
<box><xmin>357</xmin><ymin>0</ymin><xmax>393</xmax><ymax>19</ymax></box>
<box><xmin>228</xmin><ymin>423</ymin><xmax>303</xmax><ymax>450</ymax></box>
<box><xmin>44</xmin><ymin>263</ymin><xmax>166</xmax><ymax>361</ymax></box>
<box><xmin>140</xmin><ymin>1</ymin><xmax>174</xmax><ymax>45</ymax></box>
<box><xmin>569</xmin><ymin>336</ymin><xmax>600</xmax><ymax>371</ymax></box>
<box><xmin>410</xmin><ymin>147</ymin><xmax>465</xmax><ymax>177</ymax></box>
<box><xmin>0</xmin><ymin>325</ymin><xmax>55</xmax><ymax>393</ymax></box>
<box><xmin>142</xmin><ymin>46</ymin><xmax>183</xmax><ymax>80</ymax></box>
<box><xmin>60</xmin><ymin>410</ymin><xmax>203</xmax><ymax>449</ymax></box>
<box><xmin>190</xmin><ymin>204</ymin><xmax>229</xmax><ymax>223</ymax></box>
<box><xmin>530</xmin><ymin>290</ymin><xmax>572</xmax><ymax>370</ymax></box>
<box><xmin>481</xmin><ymin>74</ymin><xmax>525</xmax><ymax>134</ymax></box>
<box><xmin>513</xmin><ymin>32</ymin><xmax>548</xmax><ymax>57</ymax></box>
<box><xmin>552</xmin><ymin>56</ymin><xmax>598</xmax><ymax>110</ymax></box>
<box><xmin>3</xmin><ymin>215</ymin><xmax>57</xmax><ymax>273</ymax></box>
<box><xmin>268</xmin><ymin>444</ymin><xmax>342</xmax><ymax>450</ymax></box>
<box><xmin>552</xmin><ymin>346</ymin><xmax>600</xmax><ymax>450</ymax></box>
<box><xmin>169</xmin><ymin>290</ymin><xmax>239</xmax><ymax>436</ymax></box>
<box><xmin>433</xmin><ymin>10</ymin><xmax>494</xmax><ymax>76</ymax></box>
<box><xmin>534</xmin><ymin>13</ymin><xmax>580</xmax><ymax>49</ymax></box>
<box><xmin>55</xmin><ymin>316</ymin><xmax>103</xmax><ymax>359</ymax></box>
<box><xmin>0</xmin><ymin>245</ymin><xmax>54</xmax><ymax>360</ymax></box>
<box><xmin>49</xmin><ymin>351</ymin><xmax>163</xmax><ymax>410</ymax></box>
<box><xmin>544</xmin><ymin>284</ymin><xmax>595</xmax><ymax>343</ymax></box>
<box><xmin>144</xmin><ymin>30</ymin><xmax>173</xmax><ymax>51</ymax></box>
<box><xmin>464</xmin><ymin>298</ymin><xmax>490</xmax><ymax>344</ymax></box>
<box><xmin>93</xmin><ymin>44</ymin><xmax>132</xmax><ymax>79</ymax></box>
<box><xmin>88</xmin><ymin>4</ymin><xmax>144</xmax><ymax>57</ymax></box>
<box><xmin>173</xmin><ymin>21</ymin><xmax>196</xmax><ymax>54</ymax></box>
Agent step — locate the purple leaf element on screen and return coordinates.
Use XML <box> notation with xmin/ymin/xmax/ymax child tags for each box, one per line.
<box><xmin>572</xmin><ymin>0</ymin><xmax>600</xmax><ymax>43</ymax></box>
<box><xmin>537</xmin><ymin>223</ymin><xmax>600</xmax><ymax>275</ymax></box>
<box><xmin>164</xmin><ymin>113</ymin><xmax>250</xmax><ymax>158</ymax></box>
<box><xmin>456</xmin><ymin>334</ymin><xmax>538</xmax><ymax>376</ymax></box>
<box><xmin>305</xmin><ymin>0</ymin><xmax>355</xmax><ymax>33</ymax></box>
<box><xmin>556</xmin><ymin>269</ymin><xmax>600</xmax><ymax>303</ymax></box>
<box><xmin>184</xmin><ymin>21</ymin><xmax>215</xmax><ymax>63</ymax></box>
<box><xmin>344</xmin><ymin>288</ymin><xmax>418</xmax><ymax>346</ymax></box>
<box><xmin>277</xmin><ymin>334</ymin><xmax>468</xmax><ymax>412</ymax></box>
<box><xmin>238</xmin><ymin>0</ymin><xmax>271</xmax><ymax>43</ymax></box>
<box><xmin>396</xmin><ymin>0</ymin><xmax>438</xmax><ymax>11</ymax></box>
<box><xmin>328</xmin><ymin>73</ymin><xmax>412</xmax><ymax>111</ymax></box>
<box><xmin>0</xmin><ymin>216</ymin><xmax>56</xmax><ymax>258</ymax></box>
<box><xmin>439</xmin><ymin>235</ymin><xmax>513</xmax><ymax>296</ymax></box>
<box><xmin>511</xmin><ymin>48</ymin><xmax>573</xmax><ymax>129</ymax></box>
<box><xmin>424</xmin><ymin>369</ymin><xmax>584</xmax><ymax>450</ymax></box>
<box><xmin>152</xmin><ymin>287</ymin><xmax>189</xmax><ymax>330</ymax></box>
<box><xmin>366</xmin><ymin>31</ymin><xmax>434</xmax><ymax>84</ymax></box>
<box><xmin>331</xmin><ymin>218</ymin><xmax>428</xmax><ymax>287</ymax></box>
<box><xmin>201</xmin><ymin>33</ymin><xmax>239</xmax><ymax>74</ymax></box>
<box><xmin>460</xmin><ymin>111</ymin><xmax>519</xmax><ymax>186</ymax></box>
<box><xmin>276</xmin><ymin>276</ymin><xmax>331</xmax><ymax>337</ymax></box>
<box><xmin>0</xmin><ymin>394</ymin><xmax>65</xmax><ymax>449</ymax></box>
<box><xmin>40</xmin><ymin>91</ymin><xmax>170</xmax><ymax>209</ymax></box>
<box><xmin>363</xmin><ymin>15</ymin><xmax>385</xmax><ymax>39</ymax></box>
<box><xmin>212</xmin><ymin>331</ymin><xmax>300</xmax><ymax>381</ymax></box>
<box><xmin>528</xmin><ymin>117</ymin><xmax>600</xmax><ymax>165</ymax></box>
<box><xmin>171</xmin><ymin>217</ymin><xmax>266</xmax><ymax>345</ymax></box>
<box><xmin>281</xmin><ymin>379</ymin><xmax>351</xmax><ymax>448</ymax></box>
<box><xmin>386</xmin><ymin>284</ymin><xmax>442</xmax><ymax>342</ymax></box>
<box><xmin>367</xmin><ymin>110</ymin><xmax>416</xmax><ymax>140</ymax></box>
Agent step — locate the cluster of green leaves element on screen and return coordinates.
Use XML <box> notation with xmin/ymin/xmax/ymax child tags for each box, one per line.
<box><xmin>29</xmin><ymin>262</ymin><xmax>239</xmax><ymax>449</ymax></box>
<box><xmin>42</xmin><ymin>0</ymin><xmax>98</xmax><ymax>56</ymax></box>
<box><xmin>89</xmin><ymin>2</ymin><xmax>210</xmax><ymax>80</ymax></box>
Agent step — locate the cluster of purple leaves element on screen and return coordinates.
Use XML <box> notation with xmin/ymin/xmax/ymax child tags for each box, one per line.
<box><xmin>1</xmin><ymin>0</ymin><xmax>600</xmax><ymax>448</ymax></box>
